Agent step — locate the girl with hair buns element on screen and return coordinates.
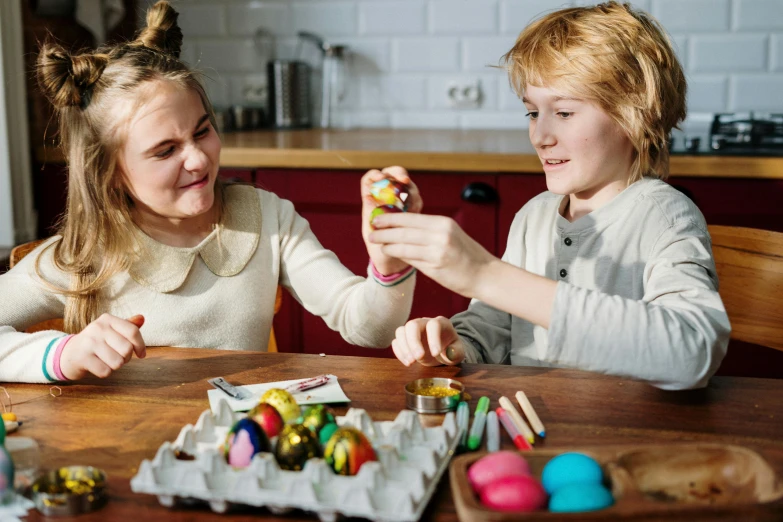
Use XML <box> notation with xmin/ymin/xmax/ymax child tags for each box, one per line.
<box><xmin>0</xmin><ymin>1</ymin><xmax>421</xmax><ymax>383</ymax></box>
<box><xmin>370</xmin><ymin>1</ymin><xmax>730</xmax><ymax>390</ymax></box>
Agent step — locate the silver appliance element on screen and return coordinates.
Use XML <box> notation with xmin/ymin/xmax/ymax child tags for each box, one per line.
<box><xmin>267</xmin><ymin>60</ymin><xmax>311</xmax><ymax>129</ymax></box>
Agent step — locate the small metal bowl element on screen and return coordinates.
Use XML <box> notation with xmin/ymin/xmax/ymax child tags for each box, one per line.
<box><xmin>405</xmin><ymin>377</ymin><xmax>463</xmax><ymax>414</ymax></box>
<box><xmin>32</xmin><ymin>465</ymin><xmax>107</xmax><ymax>516</ymax></box>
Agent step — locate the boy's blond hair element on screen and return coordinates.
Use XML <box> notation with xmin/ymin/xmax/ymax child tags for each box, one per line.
<box><xmin>36</xmin><ymin>1</ymin><xmax>224</xmax><ymax>332</ymax></box>
<box><xmin>502</xmin><ymin>1</ymin><xmax>686</xmax><ymax>183</ymax></box>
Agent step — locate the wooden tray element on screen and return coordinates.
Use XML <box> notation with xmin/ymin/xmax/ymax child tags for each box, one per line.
<box><xmin>450</xmin><ymin>443</ymin><xmax>783</xmax><ymax>521</ymax></box>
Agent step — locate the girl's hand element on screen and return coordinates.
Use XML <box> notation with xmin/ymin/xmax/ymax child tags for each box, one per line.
<box><xmin>392</xmin><ymin>316</ymin><xmax>466</xmax><ymax>367</ymax></box>
<box><xmin>369</xmin><ymin>212</ymin><xmax>497</xmax><ymax>298</ymax></box>
<box><xmin>60</xmin><ymin>313</ymin><xmax>147</xmax><ymax>380</ymax></box>
<box><xmin>360</xmin><ymin>166</ymin><xmax>423</xmax><ymax>276</ymax></box>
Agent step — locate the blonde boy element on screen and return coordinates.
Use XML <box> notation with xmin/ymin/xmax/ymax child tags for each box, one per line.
<box><xmin>370</xmin><ymin>2</ymin><xmax>730</xmax><ymax>390</ymax></box>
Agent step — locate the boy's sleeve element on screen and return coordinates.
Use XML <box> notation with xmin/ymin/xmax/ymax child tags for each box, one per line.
<box><xmin>0</xmin><ymin>239</ymin><xmax>69</xmax><ymax>382</ymax></box>
<box><xmin>452</xmin><ymin>300</ymin><xmax>512</xmax><ymax>364</ymax></box>
<box><xmin>547</xmin><ymin>219</ymin><xmax>730</xmax><ymax>390</ymax></box>
<box><xmin>274</xmin><ymin>192</ymin><xmax>415</xmax><ymax>349</ymax></box>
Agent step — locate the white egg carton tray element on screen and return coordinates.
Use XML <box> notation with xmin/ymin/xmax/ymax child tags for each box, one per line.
<box><xmin>130</xmin><ymin>399</ymin><xmax>460</xmax><ymax>522</ymax></box>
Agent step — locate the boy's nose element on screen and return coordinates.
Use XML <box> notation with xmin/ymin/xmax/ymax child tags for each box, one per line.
<box><xmin>530</xmin><ymin>120</ymin><xmax>556</xmax><ymax>149</ymax></box>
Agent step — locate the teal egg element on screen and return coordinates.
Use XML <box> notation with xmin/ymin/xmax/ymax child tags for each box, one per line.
<box><xmin>541</xmin><ymin>453</ymin><xmax>603</xmax><ymax>494</ymax></box>
<box><xmin>319</xmin><ymin>422</ymin><xmax>339</xmax><ymax>446</ymax></box>
<box><xmin>549</xmin><ymin>482</ymin><xmax>614</xmax><ymax>512</ymax></box>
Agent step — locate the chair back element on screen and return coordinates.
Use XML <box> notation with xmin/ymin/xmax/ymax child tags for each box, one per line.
<box><xmin>708</xmin><ymin>225</ymin><xmax>783</xmax><ymax>352</ymax></box>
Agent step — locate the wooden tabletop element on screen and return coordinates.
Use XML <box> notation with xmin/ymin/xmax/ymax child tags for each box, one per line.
<box><xmin>6</xmin><ymin>348</ymin><xmax>783</xmax><ymax>521</ymax></box>
<box><xmin>37</xmin><ymin>129</ymin><xmax>783</xmax><ymax>178</ymax></box>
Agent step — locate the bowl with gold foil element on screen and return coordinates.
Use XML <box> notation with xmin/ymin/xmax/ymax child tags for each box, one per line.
<box><xmin>405</xmin><ymin>377</ymin><xmax>463</xmax><ymax>413</ymax></box>
<box><xmin>32</xmin><ymin>465</ymin><xmax>107</xmax><ymax>516</ymax></box>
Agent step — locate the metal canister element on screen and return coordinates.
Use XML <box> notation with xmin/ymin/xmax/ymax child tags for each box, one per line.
<box><xmin>267</xmin><ymin>60</ymin><xmax>311</xmax><ymax>129</ymax></box>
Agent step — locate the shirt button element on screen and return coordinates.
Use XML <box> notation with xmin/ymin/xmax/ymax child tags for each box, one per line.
<box><xmin>564</xmin><ymin>237</ymin><xmax>572</xmax><ymax>246</ymax></box>
<box><xmin>559</xmin><ymin>269</ymin><xmax>568</xmax><ymax>278</ymax></box>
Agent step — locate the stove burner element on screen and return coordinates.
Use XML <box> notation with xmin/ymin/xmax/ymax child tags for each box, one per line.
<box><xmin>710</xmin><ymin>113</ymin><xmax>783</xmax><ymax>154</ymax></box>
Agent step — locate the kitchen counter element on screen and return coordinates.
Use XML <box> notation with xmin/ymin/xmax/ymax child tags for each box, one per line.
<box><xmin>37</xmin><ymin>129</ymin><xmax>783</xmax><ymax>179</ymax></box>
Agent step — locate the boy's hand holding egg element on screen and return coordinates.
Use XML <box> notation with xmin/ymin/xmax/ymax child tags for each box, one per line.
<box><xmin>360</xmin><ymin>166</ymin><xmax>421</xmax><ymax>276</ymax></box>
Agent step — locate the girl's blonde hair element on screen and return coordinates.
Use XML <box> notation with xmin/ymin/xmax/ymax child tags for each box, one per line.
<box><xmin>36</xmin><ymin>0</ymin><xmax>224</xmax><ymax>332</ymax></box>
<box><xmin>502</xmin><ymin>1</ymin><xmax>686</xmax><ymax>183</ymax></box>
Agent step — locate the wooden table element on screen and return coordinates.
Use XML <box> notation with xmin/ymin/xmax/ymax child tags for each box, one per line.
<box><xmin>5</xmin><ymin>348</ymin><xmax>783</xmax><ymax>521</ymax></box>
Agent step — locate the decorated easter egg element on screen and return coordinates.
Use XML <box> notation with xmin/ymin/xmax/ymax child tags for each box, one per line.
<box><xmin>480</xmin><ymin>475</ymin><xmax>548</xmax><ymax>512</ymax></box>
<box><xmin>323</xmin><ymin>427</ymin><xmax>377</xmax><ymax>476</ymax></box>
<box><xmin>542</xmin><ymin>453</ymin><xmax>603</xmax><ymax>495</ymax></box>
<box><xmin>274</xmin><ymin>424</ymin><xmax>322</xmax><ymax>471</ymax></box>
<box><xmin>318</xmin><ymin>422</ymin><xmax>339</xmax><ymax>446</ymax></box>
<box><xmin>549</xmin><ymin>482</ymin><xmax>614</xmax><ymax>512</ymax></box>
<box><xmin>247</xmin><ymin>402</ymin><xmax>285</xmax><ymax>438</ymax></box>
<box><xmin>468</xmin><ymin>451</ymin><xmax>532</xmax><ymax>493</ymax></box>
<box><xmin>370</xmin><ymin>178</ymin><xmax>409</xmax><ymax>210</ymax></box>
<box><xmin>223</xmin><ymin>418</ymin><xmax>271</xmax><ymax>468</ymax></box>
<box><xmin>299</xmin><ymin>404</ymin><xmax>336</xmax><ymax>438</ymax></box>
<box><xmin>259</xmin><ymin>388</ymin><xmax>300</xmax><ymax>424</ymax></box>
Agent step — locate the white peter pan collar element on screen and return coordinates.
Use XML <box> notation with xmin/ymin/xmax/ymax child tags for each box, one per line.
<box><xmin>128</xmin><ymin>185</ymin><xmax>261</xmax><ymax>293</ymax></box>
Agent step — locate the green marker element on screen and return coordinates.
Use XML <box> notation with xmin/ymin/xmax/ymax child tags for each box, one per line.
<box><xmin>467</xmin><ymin>396</ymin><xmax>490</xmax><ymax>450</ymax></box>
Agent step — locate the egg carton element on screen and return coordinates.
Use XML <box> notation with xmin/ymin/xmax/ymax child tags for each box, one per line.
<box><xmin>130</xmin><ymin>399</ymin><xmax>460</xmax><ymax>522</ymax></box>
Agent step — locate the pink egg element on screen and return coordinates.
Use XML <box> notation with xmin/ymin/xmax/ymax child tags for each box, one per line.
<box><xmin>468</xmin><ymin>451</ymin><xmax>532</xmax><ymax>493</ymax></box>
<box><xmin>480</xmin><ymin>475</ymin><xmax>548</xmax><ymax>512</ymax></box>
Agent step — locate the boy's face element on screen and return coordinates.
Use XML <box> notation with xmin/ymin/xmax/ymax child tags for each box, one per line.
<box><xmin>119</xmin><ymin>81</ymin><xmax>221</xmax><ymax>225</ymax></box>
<box><xmin>523</xmin><ymin>84</ymin><xmax>634</xmax><ymax>199</ymax></box>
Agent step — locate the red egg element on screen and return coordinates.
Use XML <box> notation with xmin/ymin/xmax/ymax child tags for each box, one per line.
<box><xmin>468</xmin><ymin>451</ymin><xmax>532</xmax><ymax>493</ymax></box>
<box><xmin>480</xmin><ymin>475</ymin><xmax>548</xmax><ymax>512</ymax></box>
<box><xmin>247</xmin><ymin>402</ymin><xmax>285</xmax><ymax>438</ymax></box>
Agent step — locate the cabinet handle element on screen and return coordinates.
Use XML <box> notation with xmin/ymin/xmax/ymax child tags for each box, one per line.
<box><xmin>461</xmin><ymin>182</ymin><xmax>498</xmax><ymax>204</ymax></box>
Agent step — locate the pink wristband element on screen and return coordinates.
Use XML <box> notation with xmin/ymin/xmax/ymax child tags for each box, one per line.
<box><xmin>53</xmin><ymin>334</ymin><xmax>74</xmax><ymax>381</ymax></box>
<box><xmin>369</xmin><ymin>261</ymin><xmax>415</xmax><ymax>286</ymax></box>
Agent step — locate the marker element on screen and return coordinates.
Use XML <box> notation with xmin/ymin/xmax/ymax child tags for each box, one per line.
<box><xmin>499</xmin><ymin>396</ymin><xmax>535</xmax><ymax>444</ymax></box>
<box><xmin>496</xmin><ymin>407</ymin><xmax>532</xmax><ymax>451</ymax></box>
<box><xmin>456</xmin><ymin>401</ymin><xmax>469</xmax><ymax>449</ymax></box>
<box><xmin>515</xmin><ymin>391</ymin><xmax>546</xmax><ymax>438</ymax></box>
<box><xmin>285</xmin><ymin>374</ymin><xmax>330</xmax><ymax>393</ymax></box>
<box><xmin>485</xmin><ymin>410</ymin><xmax>500</xmax><ymax>452</ymax></box>
<box><xmin>467</xmin><ymin>396</ymin><xmax>490</xmax><ymax>451</ymax></box>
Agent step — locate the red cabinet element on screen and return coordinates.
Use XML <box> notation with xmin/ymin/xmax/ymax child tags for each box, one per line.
<box><xmin>256</xmin><ymin>169</ymin><xmax>498</xmax><ymax>357</ymax></box>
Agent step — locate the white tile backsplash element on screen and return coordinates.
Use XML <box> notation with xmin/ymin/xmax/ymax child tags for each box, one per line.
<box><xmin>429</xmin><ymin>1</ymin><xmax>498</xmax><ymax>35</ymax></box>
<box><xmin>359</xmin><ymin>1</ymin><xmax>427</xmax><ymax>35</ymax></box>
<box><xmin>734</xmin><ymin>0</ymin><xmax>783</xmax><ymax>31</ymax></box>
<box><xmin>392</xmin><ymin>37</ymin><xmax>460</xmax><ymax>71</ymax></box>
<box><xmin>168</xmin><ymin>0</ymin><xmax>783</xmax><ymax>126</ymax></box>
<box><xmin>462</xmin><ymin>37</ymin><xmax>516</xmax><ymax>71</ymax></box>
<box><xmin>292</xmin><ymin>2</ymin><xmax>358</xmax><ymax>37</ymax></box>
<box><xmin>686</xmin><ymin>75</ymin><xmax>729</xmax><ymax>113</ymax></box>
<box><xmin>730</xmin><ymin>75</ymin><xmax>783</xmax><ymax>111</ymax></box>
<box><xmin>227</xmin><ymin>3</ymin><xmax>292</xmax><ymax>37</ymax></box>
<box><xmin>178</xmin><ymin>5</ymin><xmax>226</xmax><ymax>37</ymax></box>
<box><xmin>690</xmin><ymin>35</ymin><xmax>768</xmax><ymax>73</ymax></box>
<box><xmin>652</xmin><ymin>0</ymin><xmax>730</xmax><ymax>33</ymax></box>
<box><xmin>500</xmin><ymin>0</ymin><xmax>573</xmax><ymax>34</ymax></box>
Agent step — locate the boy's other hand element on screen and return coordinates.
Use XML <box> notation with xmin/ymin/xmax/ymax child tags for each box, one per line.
<box><xmin>60</xmin><ymin>313</ymin><xmax>147</xmax><ymax>380</ymax></box>
<box><xmin>392</xmin><ymin>316</ymin><xmax>466</xmax><ymax>367</ymax></box>
<box><xmin>361</xmin><ymin>166</ymin><xmax>423</xmax><ymax>276</ymax></box>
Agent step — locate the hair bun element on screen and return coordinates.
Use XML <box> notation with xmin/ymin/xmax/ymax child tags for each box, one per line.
<box><xmin>37</xmin><ymin>43</ymin><xmax>108</xmax><ymax>109</ymax></box>
<box><xmin>134</xmin><ymin>1</ymin><xmax>183</xmax><ymax>58</ymax></box>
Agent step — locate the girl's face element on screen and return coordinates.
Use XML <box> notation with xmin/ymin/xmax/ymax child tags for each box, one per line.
<box><xmin>523</xmin><ymin>84</ymin><xmax>634</xmax><ymax>200</ymax></box>
<box><xmin>120</xmin><ymin>81</ymin><xmax>221</xmax><ymax>225</ymax></box>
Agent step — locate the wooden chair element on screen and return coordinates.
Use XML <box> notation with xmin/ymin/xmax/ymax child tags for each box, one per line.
<box><xmin>10</xmin><ymin>239</ymin><xmax>283</xmax><ymax>351</ymax></box>
<box><xmin>708</xmin><ymin>225</ymin><xmax>783</xmax><ymax>353</ymax></box>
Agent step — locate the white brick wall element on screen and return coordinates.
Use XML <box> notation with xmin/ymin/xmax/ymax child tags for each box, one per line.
<box><xmin>152</xmin><ymin>0</ymin><xmax>783</xmax><ymax>130</ymax></box>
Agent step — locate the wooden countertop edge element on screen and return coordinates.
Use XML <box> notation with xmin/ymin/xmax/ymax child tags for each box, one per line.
<box><xmin>36</xmin><ymin>146</ymin><xmax>783</xmax><ymax>179</ymax></box>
